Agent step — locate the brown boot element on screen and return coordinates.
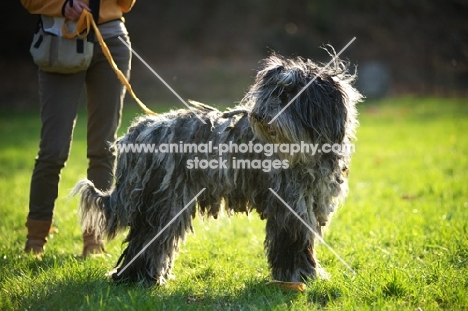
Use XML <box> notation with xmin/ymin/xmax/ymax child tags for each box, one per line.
<box><xmin>24</xmin><ymin>218</ymin><xmax>53</xmax><ymax>256</ymax></box>
<box><xmin>82</xmin><ymin>228</ymin><xmax>106</xmax><ymax>258</ymax></box>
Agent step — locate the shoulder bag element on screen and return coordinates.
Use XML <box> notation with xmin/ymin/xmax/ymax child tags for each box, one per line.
<box><xmin>29</xmin><ymin>0</ymin><xmax>99</xmax><ymax>74</ymax></box>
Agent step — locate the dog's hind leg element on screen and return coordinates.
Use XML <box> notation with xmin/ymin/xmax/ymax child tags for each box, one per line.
<box><xmin>111</xmin><ymin>195</ymin><xmax>196</xmax><ymax>286</ymax></box>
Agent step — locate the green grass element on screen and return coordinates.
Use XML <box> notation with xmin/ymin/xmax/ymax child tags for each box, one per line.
<box><xmin>1</xmin><ymin>98</ymin><xmax>467</xmax><ymax>310</ymax></box>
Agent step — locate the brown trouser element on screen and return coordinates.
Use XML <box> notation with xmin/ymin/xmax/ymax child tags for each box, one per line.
<box><xmin>28</xmin><ymin>35</ymin><xmax>131</xmax><ymax>221</ymax></box>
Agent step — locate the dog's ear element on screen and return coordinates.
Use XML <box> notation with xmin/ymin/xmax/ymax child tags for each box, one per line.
<box><xmin>292</xmin><ymin>77</ymin><xmax>348</xmax><ymax>144</ymax></box>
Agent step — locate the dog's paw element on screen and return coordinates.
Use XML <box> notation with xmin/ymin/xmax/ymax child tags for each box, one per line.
<box><xmin>266</xmin><ymin>280</ymin><xmax>307</xmax><ymax>292</ymax></box>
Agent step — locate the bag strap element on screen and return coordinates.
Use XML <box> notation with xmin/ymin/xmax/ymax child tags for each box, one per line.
<box><xmin>87</xmin><ymin>0</ymin><xmax>100</xmax><ymax>41</ymax></box>
<box><xmin>88</xmin><ymin>0</ymin><xmax>100</xmax><ymax>23</ymax></box>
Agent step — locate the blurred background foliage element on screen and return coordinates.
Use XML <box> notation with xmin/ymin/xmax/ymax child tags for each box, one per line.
<box><xmin>2</xmin><ymin>0</ymin><xmax>467</xmax><ymax>109</ymax></box>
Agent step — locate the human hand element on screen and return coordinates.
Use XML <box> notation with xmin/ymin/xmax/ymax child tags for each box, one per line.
<box><xmin>63</xmin><ymin>0</ymin><xmax>90</xmax><ymax>21</ymax></box>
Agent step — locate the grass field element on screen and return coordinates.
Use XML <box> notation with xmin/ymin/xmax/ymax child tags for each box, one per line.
<box><xmin>0</xmin><ymin>97</ymin><xmax>467</xmax><ymax>310</ymax></box>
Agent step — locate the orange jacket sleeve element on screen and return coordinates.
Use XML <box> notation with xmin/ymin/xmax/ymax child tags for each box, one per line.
<box><xmin>21</xmin><ymin>0</ymin><xmax>136</xmax><ymax>23</ymax></box>
<box><xmin>20</xmin><ymin>0</ymin><xmax>65</xmax><ymax>17</ymax></box>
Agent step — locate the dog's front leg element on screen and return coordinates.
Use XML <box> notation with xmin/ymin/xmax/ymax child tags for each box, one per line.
<box><xmin>264</xmin><ymin>216</ymin><xmax>318</xmax><ymax>283</ymax></box>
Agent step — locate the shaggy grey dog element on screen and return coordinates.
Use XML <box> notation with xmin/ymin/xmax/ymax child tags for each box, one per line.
<box><xmin>74</xmin><ymin>53</ymin><xmax>362</xmax><ymax>285</ymax></box>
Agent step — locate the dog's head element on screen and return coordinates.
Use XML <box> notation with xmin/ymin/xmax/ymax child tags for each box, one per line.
<box><xmin>246</xmin><ymin>52</ymin><xmax>362</xmax><ymax>150</ymax></box>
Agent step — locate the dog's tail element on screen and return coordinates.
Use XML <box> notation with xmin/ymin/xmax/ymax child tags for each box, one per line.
<box><xmin>72</xmin><ymin>179</ymin><xmax>122</xmax><ymax>240</ymax></box>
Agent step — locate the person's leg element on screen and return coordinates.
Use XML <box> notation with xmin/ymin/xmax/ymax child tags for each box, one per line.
<box><xmin>86</xmin><ymin>35</ymin><xmax>130</xmax><ymax>191</ymax></box>
<box><xmin>26</xmin><ymin>69</ymin><xmax>85</xmax><ymax>254</ymax></box>
<box><xmin>83</xmin><ymin>35</ymin><xmax>131</xmax><ymax>256</ymax></box>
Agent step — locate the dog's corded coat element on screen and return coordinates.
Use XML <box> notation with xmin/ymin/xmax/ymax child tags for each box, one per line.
<box><xmin>74</xmin><ymin>54</ymin><xmax>362</xmax><ymax>285</ymax></box>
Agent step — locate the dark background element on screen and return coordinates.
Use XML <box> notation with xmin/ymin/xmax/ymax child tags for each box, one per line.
<box><xmin>2</xmin><ymin>0</ymin><xmax>467</xmax><ymax>110</ymax></box>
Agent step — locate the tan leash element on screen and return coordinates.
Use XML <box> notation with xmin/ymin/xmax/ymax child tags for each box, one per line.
<box><xmin>62</xmin><ymin>10</ymin><xmax>158</xmax><ymax>116</ymax></box>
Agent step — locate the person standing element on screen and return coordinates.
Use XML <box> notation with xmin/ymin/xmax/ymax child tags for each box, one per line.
<box><xmin>20</xmin><ymin>0</ymin><xmax>136</xmax><ymax>257</ymax></box>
